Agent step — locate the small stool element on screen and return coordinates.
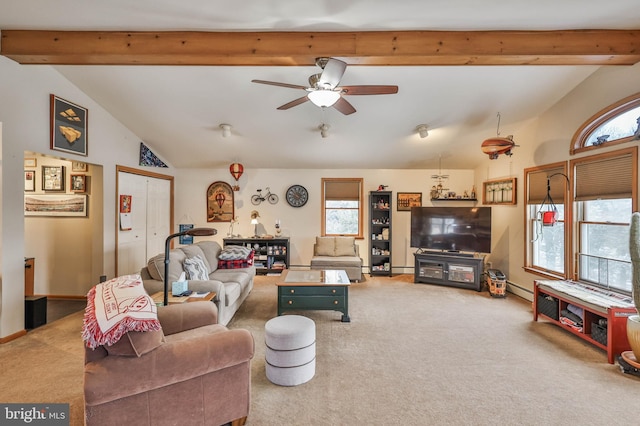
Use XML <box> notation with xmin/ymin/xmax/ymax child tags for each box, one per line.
<box><xmin>265</xmin><ymin>315</ymin><xmax>316</xmax><ymax>386</ymax></box>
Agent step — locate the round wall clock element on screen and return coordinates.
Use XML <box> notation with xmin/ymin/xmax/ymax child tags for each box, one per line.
<box><xmin>286</xmin><ymin>185</ymin><xmax>309</xmax><ymax>207</ymax></box>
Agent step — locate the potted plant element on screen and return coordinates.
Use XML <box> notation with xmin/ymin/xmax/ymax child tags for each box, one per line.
<box><xmin>627</xmin><ymin>212</ymin><xmax>640</xmax><ymax>359</ymax></box>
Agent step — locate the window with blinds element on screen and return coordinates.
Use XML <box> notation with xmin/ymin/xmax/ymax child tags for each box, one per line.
<box><xmin>571</xmin><ymin>146</ymin><xmax>637</xmax><ymax>293</ymax></box>
<box><xmin>524</xmin><ymin>162</ymin><xmax>568</xmax><ymax>278</ymax></box>
<box><xmin>321</xmin><ymin>178</ymin><xmax>364</xmax><ymax>237</ymax></box>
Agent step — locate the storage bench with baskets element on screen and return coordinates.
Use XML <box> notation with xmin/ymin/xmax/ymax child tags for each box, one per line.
<box><xmin>534</xmin><ymin>279</ymin><xmax>636</xmax><ymax>364</ymax></box>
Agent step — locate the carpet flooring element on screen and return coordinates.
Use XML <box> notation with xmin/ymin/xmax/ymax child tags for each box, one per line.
<box><xmin>1</xmin><ymin>274</ymin><xmax>640</xmax><ymax>426</ymax></box>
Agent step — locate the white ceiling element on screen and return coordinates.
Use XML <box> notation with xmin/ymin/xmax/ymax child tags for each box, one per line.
<box><xmin>2</xmin><ymin>0</ymin><xmax>639</xmax><ymax>169</ymax></box>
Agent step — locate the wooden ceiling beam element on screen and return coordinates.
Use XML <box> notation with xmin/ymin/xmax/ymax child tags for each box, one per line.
<box><xmin>2</xmin><ymin>29</ymin><xmax>639</xmax><ymax>66</ymax></box>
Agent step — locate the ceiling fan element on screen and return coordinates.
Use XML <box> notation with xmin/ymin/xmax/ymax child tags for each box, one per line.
<box><xmin>251</xmin><ymin>57</ymin><xmax>398</xmax><ymax>115</ymax></box>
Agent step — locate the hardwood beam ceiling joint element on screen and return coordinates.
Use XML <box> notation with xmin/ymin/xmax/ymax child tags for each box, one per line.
<box><xmin>2</xmin><ymin>29</ymin><xmax>639</xmax><ymax>66</ymax></box>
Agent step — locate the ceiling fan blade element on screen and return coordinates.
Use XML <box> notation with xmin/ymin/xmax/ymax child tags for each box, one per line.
<box><xmin>332</xmin><ymin>97</ymin><xmax>356</xmax><ymax>115</ymax></box>
<box><xmin>318</xmin><ymin>58</ymin><xmax>347</xmax><ymax>89</ymax></box>
<box><xmin>277</xmin><ymin>96</ymin><xmax>310</xmax><ymax>110</ymax></box>
<box><xmin>339</xmin><ymin>85</ymin><xmax>399</xmax><ymax>95</ymax></box>
<box><xmin>251</xmin><ymin>79</ymin><xmax>308</xmax><ymax>90</ymax></box>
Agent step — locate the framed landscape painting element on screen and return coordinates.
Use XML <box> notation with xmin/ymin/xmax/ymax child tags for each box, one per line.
<box><xmin>50</xmin><ymin>94</ymin><xmax>88</xmax><ymax>156</ymax></box>
<box><xmin>25</xmin><ymin>194</ymin><xmax>88</xmax><ymax>217</ymax></box>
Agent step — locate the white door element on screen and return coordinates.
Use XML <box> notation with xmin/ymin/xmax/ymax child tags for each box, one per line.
<box><xmin>146</xmin><ymin>177</ymin><xmax>171</xmax><ymax>261</ymax></box>
<box><xmin>117</xmin><ymin>170</ymin><xmax>172</xmax><ymax>276</ymax></box>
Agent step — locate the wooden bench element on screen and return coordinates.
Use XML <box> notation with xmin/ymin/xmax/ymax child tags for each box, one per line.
<box><xmin>534</xmin><ymin>279</ymin><xmax>636</xmax><ymax>364</ymax></box>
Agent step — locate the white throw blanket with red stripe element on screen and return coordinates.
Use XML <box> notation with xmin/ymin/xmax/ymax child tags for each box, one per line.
<box><xmin>82</xmin><ymin>274</ymin><xmax>161</xmax><ymax>349</ymax></box>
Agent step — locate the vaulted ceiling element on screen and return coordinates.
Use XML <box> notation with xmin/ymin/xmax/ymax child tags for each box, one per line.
<box><xmin>2</xmin><ymin>0</ymin><xmax>640</xmax><ymax>169</ymax></box>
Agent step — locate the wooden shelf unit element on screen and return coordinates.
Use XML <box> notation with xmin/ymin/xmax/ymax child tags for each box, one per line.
<box><xmin>369</xmin><ymin>191</ymin><xmax>392</xmax><ymax>276</ymax></box>
<box><xmin>223</xmin><ymin>237</ymin><xmax>289</xmax><ymax>275</ymax></box>
<box><xmin>533</xmin><ymin>280</ymin><xmax>636</xmax><ymax>364</ymax></box>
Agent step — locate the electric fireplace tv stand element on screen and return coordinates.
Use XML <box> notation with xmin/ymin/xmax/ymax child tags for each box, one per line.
<box><xmin>413</xmin><ymin>251</ymin><xmax>484</xmax><ymax>292</ymax></box>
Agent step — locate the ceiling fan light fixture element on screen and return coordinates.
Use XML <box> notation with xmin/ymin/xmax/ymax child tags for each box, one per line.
<box><xmin>308</xmin><ymin>90</ymin><xmax>341</xmax><ymax>107</ymax></box>
<box><xmin>416</xmin><ymin>124</ymin><xmax>429</xmax><ymax>138</ymax></box>
<box><xmin>220</xmin><ymin>123</ymin><xmax>232</xmax><ymax>138</ymax></box>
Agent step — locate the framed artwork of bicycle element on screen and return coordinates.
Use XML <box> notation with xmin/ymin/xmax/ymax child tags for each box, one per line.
<box><xmin>207</xmin><ymin>181</ymin><xmax>234</xmax><ymax>222</ymax></box>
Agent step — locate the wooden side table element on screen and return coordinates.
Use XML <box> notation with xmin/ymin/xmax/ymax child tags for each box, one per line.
<box><xmin>151</xmin><ymin>291</ymin><xmax>216</xmax><ymax>305</ymax></box>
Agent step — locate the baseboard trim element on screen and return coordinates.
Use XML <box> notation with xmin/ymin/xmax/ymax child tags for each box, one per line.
<box><xmin>0</xmin><ymin>329</ymin><xmax>27</xmax><ymax>344</ymax></box>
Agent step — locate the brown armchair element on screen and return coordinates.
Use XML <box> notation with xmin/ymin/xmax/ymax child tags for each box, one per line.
<box><xmin>84</xmin><ymin>302</ymin><xmax>254</xmax><ymax>426</ymax></box>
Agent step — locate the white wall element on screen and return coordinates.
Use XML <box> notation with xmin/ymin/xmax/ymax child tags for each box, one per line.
<box><xmin>0</xmin><ymin>56</ymin><xmax>174</xmax><ymax>338</ymax></box>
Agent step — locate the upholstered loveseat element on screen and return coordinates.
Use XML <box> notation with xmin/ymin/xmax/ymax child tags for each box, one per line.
<box><xmin>140</xmin><ymin>241</ymin><xmax>255</xmax><ymax>325</ymax></box>
<box><xmin>84</xmin><ymin>302</ymin><xmax>254</xmax><ymax>426</ymax></box>
<box><xmin>310</xmin><ymin>236</ymin><xmax>363</xmax><ymax>281</ymax></box>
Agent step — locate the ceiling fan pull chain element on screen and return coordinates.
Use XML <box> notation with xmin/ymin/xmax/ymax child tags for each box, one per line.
<box><xmin>496</xmin><ymin>112</ymin><xmax>502</xmax><ymax>136</ymax></box>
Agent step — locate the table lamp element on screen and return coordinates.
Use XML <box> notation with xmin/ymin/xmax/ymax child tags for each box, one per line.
<box><xmin>163</xmin><ymin>227</ymin><xmax>217</xmax><ymax>306</ymax></box>
<box><xmin>250</xmin><ymin>210</ymin><xmax>260</xmax><ymax>237</ymax></box>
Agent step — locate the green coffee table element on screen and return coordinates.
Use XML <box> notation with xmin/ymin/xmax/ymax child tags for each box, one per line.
<box><xmin>276</xmin><ymin>269</ymin><xmax>351</xmax><ymax>322</ymax></box>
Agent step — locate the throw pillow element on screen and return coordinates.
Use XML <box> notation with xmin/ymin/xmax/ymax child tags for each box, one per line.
<box><xmin>219</xmin><ymin>245</ymin><xmax>252</xmax><ymax>260</ymax></box>
<box><xmin>315</xmin><ymin>237</ymin><xmax>335</xmax><ymax>256</ymax></box>
<box><xmin>183</xmin><ymin>255</ymin><xmax>209</xmax><ymax>280</ymax></box>
<box><xmin>105</xmin><ymin>329</ymin><xmax>164</xmax><ymax>357</ymax></box>
<box><xmin>82</xmin><ymin>274</ymin><xmax>161</xmax><ymax>349</ymax></box>
<box><xmin>335</xmin><ymin>237</ymin><xmax>356</xmax><ymax>256</ymax></box>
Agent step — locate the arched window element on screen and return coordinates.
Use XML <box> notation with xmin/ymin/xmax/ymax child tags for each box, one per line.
<box><xmin>571</xmin><ymin>92</ymin><xmax>640</xmax><ymax>155</ymax></box>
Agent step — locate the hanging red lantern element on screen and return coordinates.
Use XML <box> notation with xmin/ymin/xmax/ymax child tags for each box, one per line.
<box><xmin>229</xmin><ymin>163</ymin><xmax>244</xmax><ymax>191</ymax></box>
<box><xmin>215</xmin><ymin>192</ymin><xmax>226</xmax><ymax>209</ymax></box>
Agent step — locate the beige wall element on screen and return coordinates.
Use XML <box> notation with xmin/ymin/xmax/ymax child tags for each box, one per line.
<box><xmin>174</xmin><ymin>168</ymin><xmax>476</xmax><ymax>272</ymax></box>
<box><xmin>23</xmin><ymin>153</ymin><xmax>104</xmax><ymax>296</ymax></box>
<box><xmin>473</xmin><ymin>62</ymin><xmax>640</xmax><ymax>299</ymax></box>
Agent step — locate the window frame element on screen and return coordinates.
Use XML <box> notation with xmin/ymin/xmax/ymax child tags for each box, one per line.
<box><xmin>570</xmin><ymin>146</ymin><xmax>638</xmax><ymax>291</ymax></box>
<box><xmin>320</xmin><ymin>177</ymin><xmax>364</xmax><ymax>238</ymax></box>
<box><xmin>571</xmin><ymin>91</ymin><xmax>640</xmax><ymax>155</ymax></box>
<box><xmin>523</xmin><ymin>162</ymin><xmax>570</xmax><ymax>280</ymax></box>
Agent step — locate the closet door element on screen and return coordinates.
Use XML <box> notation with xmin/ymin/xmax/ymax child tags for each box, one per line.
<box><xmin>146</xmin><ymin>177</ymin><xmax>171</xmax><ymax>261</ymax></box>
<box><xmin>117</xmin><ymin>172</ymin><xmax>149</xmax><ymax>275</ymax></box>
<box><xmin>116</xmin><ymin>170</ymin><xmax>173</xmax><ymax>276</ymax></box>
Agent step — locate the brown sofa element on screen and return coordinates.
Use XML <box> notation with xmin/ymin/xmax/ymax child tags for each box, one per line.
<box><xmin>84</xmin><ymin>302</ymin><xmax>254</xmax><ymax>426</ymax></box>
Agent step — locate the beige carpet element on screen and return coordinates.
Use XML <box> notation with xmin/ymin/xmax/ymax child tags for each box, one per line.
<box><xmin>2</xmin><ymin>274</ymin><xmax>640</xmax><ymax>425</ymax></box>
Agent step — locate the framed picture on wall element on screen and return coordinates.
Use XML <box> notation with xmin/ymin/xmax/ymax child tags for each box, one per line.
<box><xmin>42</xmin><ymin>165</ymin><xmax>65</xmax><ymax>191</ymax></box>
<box><xmin>206</xmin><ymin>181</ymin><xmax>234</xmax><ymax>222</ymax></box>
<box><xmin>24</xmin><ymin>170</ymin><xmax>36</xmax><ymax>192</ymax></box>
<box><xmin>72</xmin><ymin>161</ymin><xmax>88</xmax><ymax>172</ymax></box>
<box><xmin>71</xmin><ymin>174</ymin><xmax>87</xmax><ymax>192</ymax></box>
<box><xmin>396</xmin><ymin>192</ymin><xmax>422</xmax><ymax>211</ymax></box>
<box><xmin>25</xmin><ymin>194</ymin><xmax>88</xmax><ymax>217</ymax></box>
<box><xmin>50</xmin><ymin>94</ymin><xmax>88</xmax><ymax>156</ymax></box>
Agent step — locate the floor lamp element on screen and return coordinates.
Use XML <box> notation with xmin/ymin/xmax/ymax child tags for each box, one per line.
<box><xmin>163</xmin><ymin>227</ymin><xmax>217</xmax><ymax>306</ymax></box>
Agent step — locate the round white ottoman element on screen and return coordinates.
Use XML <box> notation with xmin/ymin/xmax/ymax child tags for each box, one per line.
<box><xmin>265</xmin><ymin>315</ymin><xmax>316</xmax><ymax>386</ymax></box>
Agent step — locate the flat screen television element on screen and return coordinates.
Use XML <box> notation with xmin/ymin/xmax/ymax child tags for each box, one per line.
<box><xmin>410</xmin><ymin>206</ymin><xmax>492</xmax><ymax>253</ymax></box>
